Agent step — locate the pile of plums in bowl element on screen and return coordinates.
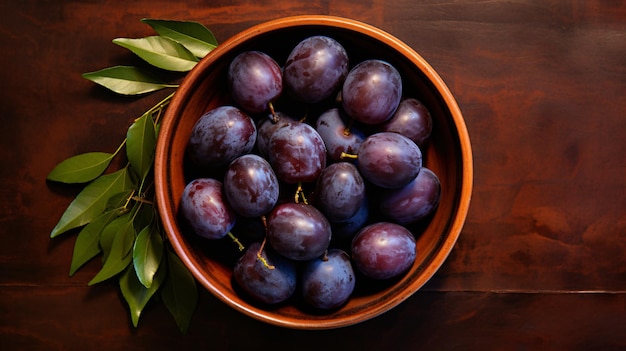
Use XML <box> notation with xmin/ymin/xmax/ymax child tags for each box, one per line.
<box><xmin>155</xmin><ymin>15</ymin><xmax>473</xmax><ymax>330</ymax></box>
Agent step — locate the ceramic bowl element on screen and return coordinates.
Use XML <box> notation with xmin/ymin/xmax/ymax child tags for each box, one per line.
<box><xmin>155</xmin><ymin>15</ymin><xmax>472</xmax><ymax>330</ymax></box>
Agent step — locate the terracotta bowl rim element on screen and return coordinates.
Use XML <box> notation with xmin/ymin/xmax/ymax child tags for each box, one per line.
<box><xmin>155</xmin><ymin>14</ymin><xmax>473</xmax><ymax>330</ymax></box>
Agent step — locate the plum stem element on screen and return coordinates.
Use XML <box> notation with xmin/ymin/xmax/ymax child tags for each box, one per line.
<box><xmin>268</xmin><ymin>101</ymin><xmax>278</xmax><ymax>123</ymax></box>
<box><xmin>298</xmin><ymin>113</ymin><xmax>308</xmax><ymax>123</ymax></box>
<box><xmin>227</xmin><ymin>232</ymin><xmax>245</xmax><ymax>251</ymax></box>
<box><xmin>343</xmin><ymin>118</ymin><xmax>354</xmax><ymax>136</ymax></box>
<box><xmin>294</xmin><ymin>183</ymin><xmax>308</xmax><ymax>204</ymax></box>
<box><xmin>256</xmin><ymin>237</ymin><xmax>275</xmax><ymax>270</ymax></box>
<box><xmin>321</xmin><ymin>250</ymin><xmax>329</xmax><ymax>262</ymax></box>
<box><xmin>340</xmin><ymin>152</ymin><xmax>358</xmax><ymax>160</ymax></box>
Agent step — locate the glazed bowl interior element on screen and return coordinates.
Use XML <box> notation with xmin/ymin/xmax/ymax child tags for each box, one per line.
<box><xmin>155</xmin><ymin>15</ymin><xmax>472</xmax><ymax>330</ymax></box>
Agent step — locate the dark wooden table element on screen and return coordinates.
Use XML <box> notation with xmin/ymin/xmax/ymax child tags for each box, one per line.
<box><xmin>2</xmin><ymin>1</ymin><xmax>625</xmax><ymax>350</ymax></box>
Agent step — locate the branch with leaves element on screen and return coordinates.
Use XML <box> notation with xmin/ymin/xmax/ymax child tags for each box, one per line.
<box><xmin>47</xmin><ymin>19</ymin><xmax>218</xmax><ymax>333</ymax></box>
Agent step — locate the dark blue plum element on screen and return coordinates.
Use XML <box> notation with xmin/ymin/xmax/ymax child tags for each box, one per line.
<box><xmin>351</xmin><ymin>222</ymin><xmax>416</xmax><ymax>280</ymax></box>
<box><xmin>379</xmin><ymin>167</ymin><xmax>441</xmax><ymax>225</ymax></box>
<box><xmin>187</xmin><ymin>106</ymin><xmax>256</xmax><ymax>169</ymax></box>
<box><xmin>268</xmin><ymin>122</ymin><xmax>327</xmax><ymax>184</ymax></box>
<box><xmin>315</xmin><ymin>162</ymin><xmax>365</xmax><ymax>222</ymax></box>
<box><xmin>283</xmin><ymin>35</ymin><xmax>349</xmax><ymax>103</ymax></box>
<box><xmin>380</xmin><ymin>98</ymin><xmax>433</xmax><ymax>147</ymax></box>
<box><xmin>357</xmin><ymin>132</ymin><xmax>422</xmax><ymax>189</ymax></box>
<box><xmin>233</xmin><ymin>241</ymin><xmax>297</xmax><ymax>304</ymax></box>
<box><xmin>267</xmin><ymin>203</ymin><xmax>331</xmax><ymax>261</ymax></box>
<box><xmin>255</xmin><ymin>112</ymin><xmax>295</xmax><ymax>158</ymax></box>
<box><xmin>180</xmin><ymin>178</ymin><xmax>236</xmax><ymax>240</ymax></box>
<box><xmin>315</xmin><ymin>108</ymin><xmax>364</xmax><ymax>162</ymax></box>
<box><xmin>341</xmin><ymin>59</ymin><xmax>402</xmax><ymax>125</ymax></box>
<box><xmin>228</xmin><ymin>51</ymin><xmax>282</xmax><ymax>114</ymax></box>
<box><xmin>301</xmin><ymin>249</ymin><xmax>355</xmax><ymax>310</ymax></box>
<box><xmin>330</xmin><ymin>196</ymin><xmax>370</xmax><ymax>248</ymax></box>
<box><xmin>223</xmin><ymin>154</ymin><xmax>280</xmax><ymax>218</ymax></box>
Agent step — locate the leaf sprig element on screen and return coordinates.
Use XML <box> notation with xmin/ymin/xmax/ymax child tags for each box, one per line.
<box><xmin>47</xmin><ymin>18</ymin><xmax>218</xmax><ymax>333</ymax></box>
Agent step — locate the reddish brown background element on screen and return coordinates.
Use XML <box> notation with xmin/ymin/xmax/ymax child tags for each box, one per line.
<box><xmin>1</xmin><ymin>1</ymin><xmax>625</xmax><ymax>350</ymax></box>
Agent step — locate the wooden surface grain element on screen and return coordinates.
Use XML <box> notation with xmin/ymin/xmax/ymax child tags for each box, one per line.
<box><xmin>1</xmin><ymin>1</ymin><xmax>625</xmax><ymax>349</ymax></box>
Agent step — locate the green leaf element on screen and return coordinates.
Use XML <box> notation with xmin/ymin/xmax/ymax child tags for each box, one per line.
<box><xmin>82</xmin><ymin>66</ymin><xmax>174</xmax><ymax>95</ymax></box>
<box><xmin>99</xmin><ymin>214</ymin><xmax>124</xmax><ymax>263</ymax></box>
<box><xmin>113</xmin><ymin>36</ymin><xmax>198</xmax><ymax>72</ymax></box>
<box><xmin>69</xmin><ymin>208</ymin><xmax>120</xmax><ymax>276</ymax></box>
<box><xmin>132</xmin><ymin>203</ymin><xmax>154</xmax><ymax>233</ymax></box>
<box><xmin>133</xmin><ymin>224</ymin><xmax>164</xmax><ymax>288</ymax></box>
<box><xmin>120</xmin><ymin>260</ymin><xmax>165</xmax><ymax>327</ymax></box>
<box><xmin>106</xmin><ymin>189</ymin><xmax>134</xmax><ymax>212</ymax></box>
<box><xmin>141</xmin><ymin>18</ymin><xmax>218</xmax><ymax>58</ymax></box>
<box><xmin>161</xmin><ymin>249</ymin><xmax>197</xmax><ymax>334</ymax></box>
<box><xmin>47</xmin><ymin>152</ymin><xmax>114</xmax><ymax>184</ymax></box>
<box><xmin>51</xmin><ymin>168</ymin><xmax>134</xmax><ymax>238</ymax></box>
<box><xmin>126</xmin><ymin>113</ymin><xmax>156</xmax><ymax>181</ymax></box>
<box><xmin>89</xmin><ymin>213</ymin><xmax>136</xmax><ymax>285</ymax></box>
<box><xmin>69</xmin><ymin>188</ymin><xmax>130</xmax><ymax>273</ymax></box>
